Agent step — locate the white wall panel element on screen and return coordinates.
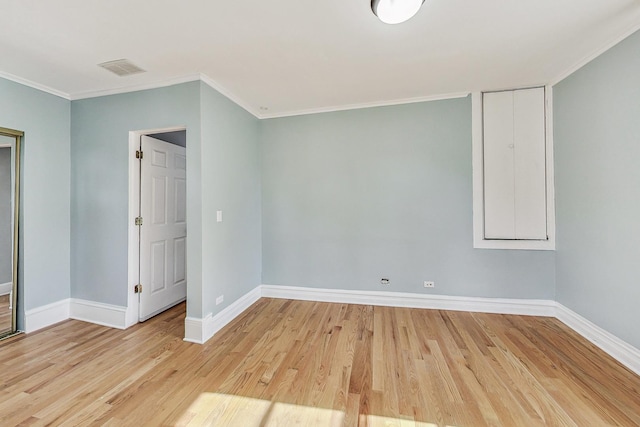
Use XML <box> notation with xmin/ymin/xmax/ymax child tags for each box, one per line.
<box><xmin>514</xmin><ymin>88</ymin><xmax>547</xmax><ymax>239</ymax></box>
<box><xmin>482</xmin><ymin>88</ymin><xmax>548</xmax><ymax>242</ymax></box>
<box><xmin>483</xmin><ymin>91</ymin><xmax>516</xmax><ymax>239</ymax></box>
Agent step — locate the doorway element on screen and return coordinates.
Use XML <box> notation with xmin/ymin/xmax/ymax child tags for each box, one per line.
<box><xmin>127</xmin><ymin>128</ymin><xmax>187</xmax><ymax>324</ymax></box>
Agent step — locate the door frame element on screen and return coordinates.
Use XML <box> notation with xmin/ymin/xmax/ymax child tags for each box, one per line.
<box><xmin>0</xmin><ymin>127</ymin><xmax>22</xmax><ymax>337</ymax></box>
<box><xmin>126</xmin><ymin>126</ymin><xmax>187</xmax><ymax>327</ymax></box>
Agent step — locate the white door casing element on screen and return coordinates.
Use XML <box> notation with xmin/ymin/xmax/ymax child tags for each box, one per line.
<box><xmin>139</xmin><ymin>135</ymin><xmax>187</xmax><ymax>321</ymax></box>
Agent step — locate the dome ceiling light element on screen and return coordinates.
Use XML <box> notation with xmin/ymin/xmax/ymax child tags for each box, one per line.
<box><xmin>371</xmin><ymin>0</ymin><xmax>425</xmax><ymax>24</ymax></box>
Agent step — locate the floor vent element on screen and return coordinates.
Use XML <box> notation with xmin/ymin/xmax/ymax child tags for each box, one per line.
<box><xmin>98</xmin><ymin>59</ymin><xmax>146</xmax><ymax>77</ymax></box>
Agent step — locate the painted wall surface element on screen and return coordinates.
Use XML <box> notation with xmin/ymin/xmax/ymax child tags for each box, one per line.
<box><xmin>71</xmin><ymin>82</ymin><xmax>203</xmax><ymax>316</ymax></box>
<box><xmin>261</xmin><ymin>98</ymin><xmax>556</xmax><ymax>299</ymax></box>
<box><xmin>554</xmin><ymin>30</ymin><xmax>640</xmax><ymax>348</ymax></box>
<box><xmin>0</xmin><ymin>77</ymin><xmax>71</xmax><ymax>328</ymax></box>
<box><xmin>200</xmin><ymin>83</ymin><xmax>261</xmax><ymax>317</ymax></box>
<box><xmin>0</xmin><ymin>146</ymin><xmax>11</xmax><ymax>284</ymax></box>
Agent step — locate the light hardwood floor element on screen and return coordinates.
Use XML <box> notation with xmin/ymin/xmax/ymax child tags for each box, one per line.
<box><xmin>1</xmin><ymin>298</ymin><xmax>639</xmax><ymax>426</ymax></box>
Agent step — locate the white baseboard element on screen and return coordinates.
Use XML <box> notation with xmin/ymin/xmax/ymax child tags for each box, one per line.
<box><xmin>0</xmin><ymin>282</ymin><xmax>11</xmax><ymax>295</ymax></box>
<box><xmin>184</xmin><ymin>286</ymin><xmax>262</xmax><ymax>344</ymax></box>
<box><xmin>21</xmin><ymin>285</ymin><xmax>640</xmax><ymax>377</ymax></box>
<box><xmin>261</xmin><ymin>285</ymin><xmax>640</xmax><ymax>376</ymax></box>
<box><xmin>261</xmin><ymin>285</ymin><xmax>557</xmax><ymax>317</ymax></box>
<box><xmin>184</xmin><ymin>285</ymin><xmax>554</xmax><ymax>345</ymax></box>
<box><xmin>125</xmin><ymin>304</ymin><xmax>139</xmax><ymax>328</ymax></box>
<box><xmin>70</xmin><ymin>298</ymin><xmax>128</xmax><ymax>330</ymax></box>
<box><xmin>25</xmin><ymin>299</ymin><xmax>70</xmax><ymax>333</ymax></box>
<box><xmin>555</xmin><ymin>303</ymin><xmax>640</xmax><ymax>376</ymax></box>
<box><xmin>184</xmin><ymin>315</ymin><xmax>209</xmax><ymax>344</ymax></box>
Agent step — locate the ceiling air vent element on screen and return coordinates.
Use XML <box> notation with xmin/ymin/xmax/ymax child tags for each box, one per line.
<box><xmin>98</xmin><ymin>59</ymin><xmax>146</xmax><ymax>77</ymax></box>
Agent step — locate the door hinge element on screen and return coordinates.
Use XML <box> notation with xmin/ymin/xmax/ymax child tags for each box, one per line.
<box><xmin>134</xmin><ymin>284</ymin><xmax>142</xmax><ymax>293</ymax></box>
<box><xmin>136</xmin><ymin>150</ymin><xmax>144</xmax><ymax>159</ymax></box>
<box><xmin>135</xmin><ymin>216</ymin><xmax>143</xmax><ymax>226</ymax></box>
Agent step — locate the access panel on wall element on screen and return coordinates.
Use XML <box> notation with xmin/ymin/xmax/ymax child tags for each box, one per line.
<box><xmin>483</xmin><ymin>87</ymin><xmax>547</xmax><ymax>240</ymax></box>
<box><xmin>471</xmin><ymin>87</ymin><xmax>555</xmax><ymax>250</ymax></box>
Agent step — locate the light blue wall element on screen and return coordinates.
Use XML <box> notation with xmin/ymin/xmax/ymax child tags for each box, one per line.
<box><xmin>0</xmin><ymin>77</ymin><xmax>71</xmax><ymax>329</ymax></box>
<box><xmin>554</xmin><ymin>30</ymin><xmax>640</xmax><ymax>348</ymax></box>
<box><xmin>260</xmin><ymin>99</ymin><xmax>556</xmax><ymax>298</ymax></box>
<box><xmin>70</xmin><ymin>81</ymin><xmax>261</xmax><ymax>320</ymax></box>
<box><xmin>200</xmin><ymin>83</ymin><xmax>261</xmax><ymax>317</ymax></box>
<box><xmin>70</xmin><ymin>82</ymin><xmax>202</xmax><ymax>315</ymax></box>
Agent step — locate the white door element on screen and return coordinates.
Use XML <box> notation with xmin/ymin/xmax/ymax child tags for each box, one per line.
<box><xmin>139</xmin><ymin>135</ymin><xmax>187</xmax><ymax>321</ymax></box>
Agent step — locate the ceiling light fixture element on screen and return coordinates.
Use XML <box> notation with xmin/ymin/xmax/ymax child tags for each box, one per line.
<box><xmin>371</xmin><ymin>0</ymin><xmax>425</xmax><ymax>24</ymax></box>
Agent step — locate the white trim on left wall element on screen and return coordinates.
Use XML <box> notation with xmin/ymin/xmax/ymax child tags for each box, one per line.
<box><xmin>126</xmin><ymin>130</ymin><xmax>145</xmax><ymax>329</ymax></box>
<box><xmin>24</xmin><ymin>298</ymin><xmax>128</xmax><ymax>333</ymax></box>
<box><xmin>184</xmin><ymin>286</ymin><xmax>262</xmax><ymax>344</ymax></box>
<box><xmin>24</xmin><ymin>299</ymin><xmax>70</xmax><ymax>333</ymax></box>
<box><xmin>70</xmin><ymin>299</ymin><xmax>128</xmax><ymax>330</ymax></box>
<box><xmin>0</xmin><ymin>282</ymin><xmax>11</xmax><ymax>295</ymax></box>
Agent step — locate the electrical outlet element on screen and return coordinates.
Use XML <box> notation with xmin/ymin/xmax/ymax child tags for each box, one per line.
<box><xmin>216</xmin><ymin>295</ymin><xmax>224</xmax><ymax>305</ymax></box>
<box><xmin>423</xmin><ymin>281</ymin><xmax>435</xmax><ymax>288</ymax></box>
<box><xmin>381</xmin><ymin>278</ymin><xmax>390</xmax><ymax>285</ymax></box>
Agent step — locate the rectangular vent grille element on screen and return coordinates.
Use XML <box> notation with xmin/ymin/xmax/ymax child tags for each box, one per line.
<box><xmin>98</xmin><ymin>59</ymin><xmax>146</xmax><ymax>77</ymax></box>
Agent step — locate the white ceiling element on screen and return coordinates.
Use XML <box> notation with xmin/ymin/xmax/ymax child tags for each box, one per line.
<box><xmin>1</xmin><ymin>0</ymin><xmax>640</xmax><ymax>118</ymax></box>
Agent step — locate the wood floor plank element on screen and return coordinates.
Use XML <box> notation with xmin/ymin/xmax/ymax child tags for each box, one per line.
<box><xmin>1</xmin><ymin>299</ymin><xmax>640</xmax><ymax>426</ymax></box>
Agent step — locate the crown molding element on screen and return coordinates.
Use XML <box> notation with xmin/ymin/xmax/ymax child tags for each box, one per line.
<box><xmin>3</xmin><ymin>21</ymin><xmax>639</xmax><ymax>115</ymax></box>
<box><xmin>0</xmin><ymin>70</ymin><xmax>70</xmax><ymax>100</ymax></box>
<box><xmin>1</xmin><ymin>69</ymin><xmax>469</xmax><ymax>119</ymax></box>
<box><xmin>67</xmin><ymin>72</ymin><xmax>263</xmax><ymax>118</ymax></box>
<box><xmin>69</xmin><ymin>74</ymin><xmax>202</xmax><ymax>101</ymax></box>
<box><xmin>259</xmin><ymin>91</ymin><xmax>471</xmax><ymax>119</ymax></box>
<box><xmin>551</xmin><ymin>22</ymin><xmax>640</xmax><ymax>86</ymax></box>
<box><xmin>199</xmin><ymin>73</ymin><xmax>262</xmax><ymax>118</ymax></box>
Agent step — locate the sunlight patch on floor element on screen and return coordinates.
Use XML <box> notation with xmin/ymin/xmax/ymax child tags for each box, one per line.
<box><xmin>176</xmin><ymin>392</ymin><xmax>345</xmax><ymax>426</ymax></box>
<box><xmin>364</xmin><ymin>414</ymin><xmax>443</xmax><ymax>426</ymax></box>
<box><xmin>177</xmin><ymin>392</ymin><xmax>457</xmax><ymax>426</ymax></box>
